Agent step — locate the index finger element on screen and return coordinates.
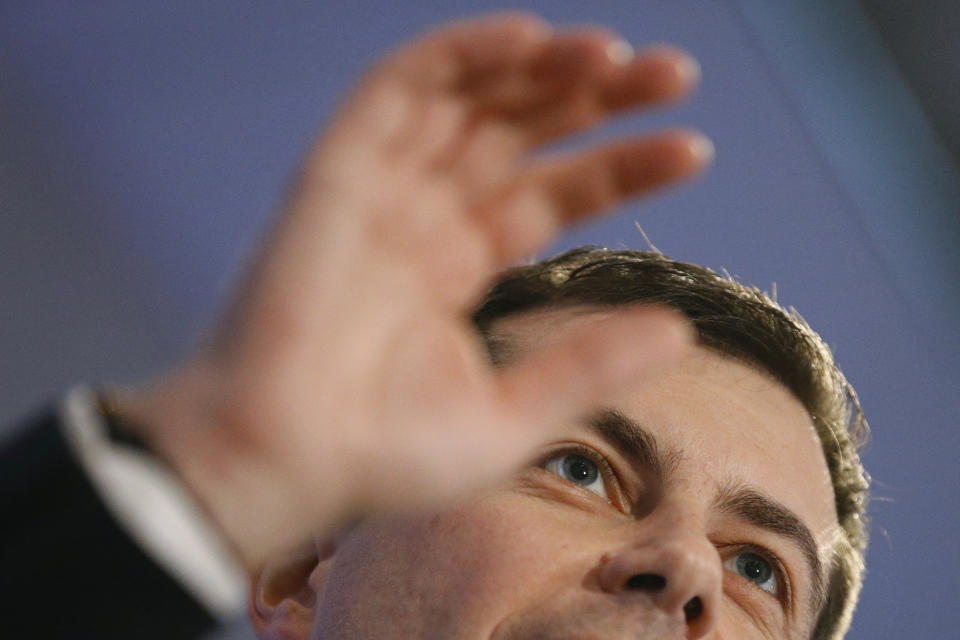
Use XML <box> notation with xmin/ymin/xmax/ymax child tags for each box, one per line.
<box><xmin>384</xmin><ymin>12</ymin><xmax>554</xmax><ymax>89</ymax></box>
<box><xmin>387</xmin><ymin>16</ymin><xmax>700</xmax><ymax>149</ymax></box>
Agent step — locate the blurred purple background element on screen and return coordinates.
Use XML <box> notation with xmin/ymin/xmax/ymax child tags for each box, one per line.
<box><xmin>1</xmin><ymin>2</ymin><xmax>957</xmax><ymax>638</ymax></box>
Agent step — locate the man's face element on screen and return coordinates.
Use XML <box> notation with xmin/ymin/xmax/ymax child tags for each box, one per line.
<box><xmin>257</xmin><ymin>309</ymin><xmax>840</xmax><ymax>640</ymax></box>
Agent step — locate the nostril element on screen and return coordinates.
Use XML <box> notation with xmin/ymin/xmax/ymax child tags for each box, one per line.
<box><xmin>683</xmin><ymin>596</ymin><xmax>703</xmax><ymax>621</ymax></box>
<box><xmin>626</xmin><ymin>573</ymin><xmax>667</xmax><ymax>591</ymax></box>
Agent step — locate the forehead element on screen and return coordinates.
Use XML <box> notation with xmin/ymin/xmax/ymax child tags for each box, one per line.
<box><xmin>492</xmin><ymin>307</ymin><xmax>839</xmax><ymax>546</ymax></box>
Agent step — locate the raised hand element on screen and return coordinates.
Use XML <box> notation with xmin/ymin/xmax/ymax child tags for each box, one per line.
<box><xmin>122</xmin><ymin>13</ymin><xmax>711</xmax><ymax>567</ymax></box>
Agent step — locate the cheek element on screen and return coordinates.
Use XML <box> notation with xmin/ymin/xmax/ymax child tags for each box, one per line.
<box><xmin>312</xmin><ymin>493</ymin><xmax>599</xmax><ymax>638</ymax></box>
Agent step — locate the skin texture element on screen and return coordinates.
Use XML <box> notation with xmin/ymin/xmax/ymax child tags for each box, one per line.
<box><xmin>250</xmin><ymin>310</ymin><xmax>840</xmax><ymax>640</ymax></box>
<box><xmin>119</xmin><ymin>12</ymin><xmax>712</xmax><ymax>568</ymax></box>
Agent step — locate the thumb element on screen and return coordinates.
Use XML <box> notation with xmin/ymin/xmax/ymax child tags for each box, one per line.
<box><xmin>494</xmin><ymin>306</ymin><xmax>694</xmax><ymax>431</ymax></box>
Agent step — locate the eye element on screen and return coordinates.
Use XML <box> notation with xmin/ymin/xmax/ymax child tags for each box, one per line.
<box><xmin>723</xmin><ymin>550</ymin><xmax>781</xmax><ymax>597</ymax></box>
<box><xmin>543</xmin><ymin>452</ymin><xmax>608</xmax><ymax>498</ymax></box>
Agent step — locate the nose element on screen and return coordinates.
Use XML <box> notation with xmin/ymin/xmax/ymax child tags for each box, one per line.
<box><xmin>598</xmin><ymin>530</ymin><xmax>722</xmax><ymax>639</ymax></box>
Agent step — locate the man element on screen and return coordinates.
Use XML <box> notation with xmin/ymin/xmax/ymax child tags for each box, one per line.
<box><xmin>243</xmin><ymin>248</ymin><xmax>868</xmax><ymax>640</ymax></box>
<box><xmin>1</xmin><ymin>12</ymin><xmax>867</xmax><ymax>639</ymax></box>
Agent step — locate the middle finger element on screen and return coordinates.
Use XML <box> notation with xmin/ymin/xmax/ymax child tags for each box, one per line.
<box><xmin>502</xmin><ymin>44</ymin><xmax>701</xmax><ymax>146</ymax></box>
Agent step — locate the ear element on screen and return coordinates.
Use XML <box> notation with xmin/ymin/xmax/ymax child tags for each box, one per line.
<box><xmin>248</xmin><ymin>539</ymin><xmax>336</xmax><ymax>640</ymax></box>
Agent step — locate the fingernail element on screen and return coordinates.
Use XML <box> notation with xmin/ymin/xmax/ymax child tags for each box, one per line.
<box><xmin>675</xmin><ymin>52</ymin><xmax>701</xmax><ymax>85</ymax></box>
<box><xmin>639</xmin><ymin>307</ymin><xmax>695</xmax><ymax>353</ymax></box>
<box><xmin>606</xmin><ymin>39</ymin><xmax>635</xmax><ymax>66</ymax></box>
<box><xmin>600</xmin><ymin>308</ymin><xmax>694</xmax><ymax>380</ymax></box>
<box><xmin>688</xmin><ymin>133</ymin><xmax>715</xmax><ymax>165</ymax></box>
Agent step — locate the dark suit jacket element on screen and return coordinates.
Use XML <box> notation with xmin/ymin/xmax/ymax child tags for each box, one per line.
<box><xmin>1</xmin><ymin>409</ymin><xmax>216</xmax><ymax>638</ymax></box>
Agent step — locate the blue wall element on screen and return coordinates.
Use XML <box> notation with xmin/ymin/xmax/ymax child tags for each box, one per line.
<box><xmin>2</xmin><ymin>2</ymin><xmax>957</xmax><ymax>638</ymax></box>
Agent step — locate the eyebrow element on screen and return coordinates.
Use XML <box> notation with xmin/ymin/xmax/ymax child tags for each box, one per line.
<box><xmin>587</xmin><ymin>409</ymin><xmax>826</xmax><ymax>612</ymax></box>
<box><xmin>714</xmin><ymin>483</ymin><xmax>826</xmax><ymax>610</ymax></box>
<box><xmin>589</xmin><ymin>409</ymin><xmax>679</xmax><ymax>487</ymax></box>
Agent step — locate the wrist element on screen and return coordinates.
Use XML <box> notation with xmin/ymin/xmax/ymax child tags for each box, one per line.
<box><xmin>109</xmin><ymin>361</ymin><xmax>351</xmax><ymax>569</ymax></box>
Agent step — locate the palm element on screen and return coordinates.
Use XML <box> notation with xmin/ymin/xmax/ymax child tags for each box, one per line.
<box><xmin>147</xmin><ymin>13</ymin><xmax>709</xmax><ymax>565</ymax></box>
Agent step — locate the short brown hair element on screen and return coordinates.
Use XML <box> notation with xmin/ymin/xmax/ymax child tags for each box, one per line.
<box><xmin>472</xmin><ymin>247</ymin><xmax>869</xmax><ymax>639</ymax></box>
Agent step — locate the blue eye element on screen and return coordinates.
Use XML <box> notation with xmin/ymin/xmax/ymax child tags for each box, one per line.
<box><xmin>544</xmin><ymin>453</ymin><xmax>607</xmax><ymax>497</ymax></box>
<box><xmin>724</xmin><ymin>551</ymin><xmax>780</xmax><ymax>596</ymax></box>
